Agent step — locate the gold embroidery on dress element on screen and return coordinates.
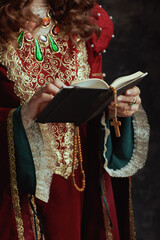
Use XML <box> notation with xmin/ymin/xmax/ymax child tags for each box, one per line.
<box><xmin>0</xmin><ymin>34</ymin><xmax>78</xmax><ymax>104</ymax></box>
<box><xmin>28</xmin><ymin>195</ymin><xmax>41</xmax><ymax>240</ymax></box>
<box><xmin>1</xmin><ymin>35</ymin><xmax>90</xmax><ymax>202</ymax></box>
<box><xmin>7</xmin><ymin>109</ymin><xmax>25</xmax><ymax>240</ymax></box>
<box><xmin>129</xmin><ymin>177</ymin><xmax>136</xmax><ymax>240</ymax></box>
<box><xmin>76</xmin><ymin>41</ymin><xmax>90</xmax><ymax>81</ymax></box>
<box><xmin>0</xmin><ymin>44</ymin><xmax>34</xmax><ymax>104</ymax></box>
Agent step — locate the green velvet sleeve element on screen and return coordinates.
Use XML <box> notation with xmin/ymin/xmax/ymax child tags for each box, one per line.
<box><xmin>13</xmin><ymin>106</ymin><xmax>36</xmax><ymax>195</ymax></box>
<box><xmin>101</xmin><ymin>111</ymin><xmax>134</xmax><ymax>171</ymax></box>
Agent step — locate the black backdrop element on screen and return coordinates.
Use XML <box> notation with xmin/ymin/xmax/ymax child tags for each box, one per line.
<box><xmin>99</xmin><ymin>0</ymin><xmax>160</xmax><ymax>239</ymax></box>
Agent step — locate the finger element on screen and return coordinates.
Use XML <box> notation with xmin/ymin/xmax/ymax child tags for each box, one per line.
<box><xmin>116</xmin><ymin>105</ymin><xmax>139</xmax><ymax>117</ymax></box>
<box><xmin>108</xmin><ymin>102</ymin><xmax>140</xmax><ymax>112</ymax></box>
<box><xmin>28</xmin><ymin>93</ymin><xmax>54</xmax><ymax>110</ymax></box>
<box><xmin>125</xmin><ymin>86</ymin><xmax>141</xmax><ymax>96</ymax></box>
<box><xmin>53</xmin><ymin>79</ymin><xmax>66</xmax><ymax>89</ymax></box>
<box><xmin>37</xmin><ymin>92</ymin><xmax>54</xmax><ymax>104</ymax></box>
<box><xmin>117</xmin><ymin>109</ymin><xmax>136</xmax><ymax>118</ymax></box>
<box><xmin>108</xmin><ymin>101</ymin><xmax>114</xmax><ymax>108</ymax></box>
<box><xmin>108</xmin><ymin>107</ymin><xmax>136</xmax><ymax>118</ymax></box>
<box><xmin>117</xmin><ymin>95</ymin><xmax>141</xmax><ymax>105</ymax></box>
<box><xmin>42</xmin><ymin>83</ymin><xmax>60</xmax><ymax>96</ymax></box>
<box><xmin>26</xmin><ymin>92</ymin><xmax>54</xmax><ymax>120</ymax></box>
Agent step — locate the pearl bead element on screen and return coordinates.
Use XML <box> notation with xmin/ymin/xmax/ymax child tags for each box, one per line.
<box><xmin>112</xmin><ymin>34</ymin><xmax>115</xmax><ymax>38</ymax></box>
<box><xmin>91</xmin><ymin>44</ymin><xmax>94</xmax><ymax>48</ymax></box>
<box><xmin>110</xmin><ymin>16</ymin><xmax>113</xmax><ymax>20</ymax></box>
<box><xmin>97</xmin><ymin>13</ymin><xmax>101</xmax><ymax>16</ymax></box>
<box><xmin>40</xmin><ymin>35</ymin><xmax>47</xmax><ymax>43</ymax></box>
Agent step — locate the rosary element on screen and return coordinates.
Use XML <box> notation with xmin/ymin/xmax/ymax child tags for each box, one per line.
<box><xmin>109</xmin><ymin>86</ymin><xmax>121</xmax><ymax>137</ymax></box>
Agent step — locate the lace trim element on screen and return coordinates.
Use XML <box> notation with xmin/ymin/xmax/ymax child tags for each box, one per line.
<box><xmin>7</xmin><ymin>109</ymin><xmax>25</xmax><ymax>240</ymax></box>
<box><xmin>21</xmin><ymin>104</ymin><xmax>54</xmax><ymax>202</ymax></box>
<box><xmin>103</xmin><ymin>105</ymin><xmax>150</xmax><ymax>177</ymax></box>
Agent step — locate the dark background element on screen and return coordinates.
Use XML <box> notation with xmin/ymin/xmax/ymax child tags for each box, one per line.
<box><xmin>99</xmin><ymin>0</ymin><xmax>160</xmax><ymax>239</ymax></box>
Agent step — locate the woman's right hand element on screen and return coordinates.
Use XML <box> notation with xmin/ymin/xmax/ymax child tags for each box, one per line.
<box><xmin>21</xmin><ymin>79</ymin><xmax>65</xmax><ymax>120</ymax></box>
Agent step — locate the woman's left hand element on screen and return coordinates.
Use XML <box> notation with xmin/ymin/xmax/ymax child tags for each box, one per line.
<box><xmin>108</xmin><ymin>86</ymin><xmax>141</xmax><ymax>119</ymax></box>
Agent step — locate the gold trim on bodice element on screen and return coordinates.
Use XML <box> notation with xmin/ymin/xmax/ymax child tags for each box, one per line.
<box><xmin>0</xmin><ymin>33</ymin><xmax>90</xmax><ymax>202</ymax></box>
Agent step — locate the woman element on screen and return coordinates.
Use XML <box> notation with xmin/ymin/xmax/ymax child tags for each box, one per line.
<box><xmin>0</xmin><ymin>0</ymin><xmax>149</xmax><ymax>239</ymax></box>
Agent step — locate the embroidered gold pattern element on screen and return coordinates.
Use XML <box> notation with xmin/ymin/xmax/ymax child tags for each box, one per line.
<box><xmin>28</xmin><ymin>195</ymin><xmax>42</xmax><ymax>240</ymax></box>
<box><xmin>7</xmin><ymin>109</ymin><xmax>25</xmax><ymax>240</ymax></box>
<box><xmin>129</xmin><ymin>177</ymin><xmax>136</xmax><ymax>240</ymax></box>
<box><xmin>92</xmin><ymin>72</ymin><xmax>103</xmax><ymax>77</ymax></box>
<box><xmin>1</xmin><ymin>34</ymin><xmax>90</xmax><ymax>202</ymax></box>
<box><xmin>0</xmin><ymin>34</ymin><xmax>78</xmax><ymax>104</ymax></box>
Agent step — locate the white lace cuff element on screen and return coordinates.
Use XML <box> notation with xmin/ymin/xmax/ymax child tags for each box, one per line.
<box><xmin>103</xmin><ymin>105</ymin><xmax>150</xmax><ymax>177</ymax></box>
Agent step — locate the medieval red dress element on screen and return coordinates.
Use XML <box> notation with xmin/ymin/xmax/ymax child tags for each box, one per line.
<box><xmin>0</xmin><ymin>3</ymin><xmax>149</xmax><ymax>240</ymax></box>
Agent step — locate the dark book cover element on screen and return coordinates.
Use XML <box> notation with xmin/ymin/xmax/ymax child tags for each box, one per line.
<box><xmin>36</xmin><ymin>72</ymin><xmax>148</xmax><ymax>126</ymax></box>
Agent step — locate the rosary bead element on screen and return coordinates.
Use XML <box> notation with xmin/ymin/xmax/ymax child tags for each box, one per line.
<box><xmin>72</xmin><ymin>127</ymin><xmax>86</xmax><ymax>192</ymax></box>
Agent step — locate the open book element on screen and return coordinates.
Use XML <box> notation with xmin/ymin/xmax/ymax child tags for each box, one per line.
<box><xmin>36</xmin><ymin>71</ymin><xmax>148</xmax><ymax>126</ymax></box>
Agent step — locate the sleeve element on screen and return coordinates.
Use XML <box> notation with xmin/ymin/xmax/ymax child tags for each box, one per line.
<box><xmin>0</xmin><ymin>66</ymin><xmax>40</xmax><ymax>240</ymax></box>
<box><xmin>90</xmin><ymin>3</ymin><xmax>114</xmax><ymax>53</ymax></box>
<box><xmin>86</xmin><ymin>3</ymin><xmax>114</xmax><ymax>79</ymax></box>
<box><xmin>13</xmin><ymin>107</ymin><xmax>36</xmax><ymax>194</ymax></box>
<box><xmin>100</xmin><ymin>106</ymin><xmax>150</xmax><ymax>177</ymax></box>
<box><xmin>86</xmin><ymin>5</ymin><xmax>150</xmax><ymax>177</ymax></box>
<box><xmin>0</xmin><ymin>65</ymin><xmax>36</xmax><ymax>195</ymax></box>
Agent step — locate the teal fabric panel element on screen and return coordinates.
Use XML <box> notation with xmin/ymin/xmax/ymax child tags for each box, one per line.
<box><xmin>100</xmin><ymin>111</ymin><xmax>134</xmax><ymax>171</ymax></box>
<box><xmin>13</xmin><ymin>106</ymin><xmax>36</xmax><ymax>194</ymax></box>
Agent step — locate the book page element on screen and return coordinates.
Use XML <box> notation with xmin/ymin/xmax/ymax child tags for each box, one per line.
<box><xmin>111</xmin><ymin>71</ymin><xmax>148</xmax><ymax>89</ymax></box>
<box><xmin>71</xmin><ymin>78</ymin><xmax>109</xmax><ymax>89</ymax></box>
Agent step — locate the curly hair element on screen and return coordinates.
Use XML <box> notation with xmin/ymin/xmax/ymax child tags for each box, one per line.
<box><xmin>0</xmin><ymin>0</ymin><xmax>100</xmax><ymax>44</ymax></box>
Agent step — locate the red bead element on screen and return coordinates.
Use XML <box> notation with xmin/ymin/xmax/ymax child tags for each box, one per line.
<box><xmin>52</xmin><ymin>25</ymin><xmax>60</xmax><ymax>35</ymax></box>
<box><xmin>42</xmin><ymin>17</ymin><xmax>50</xmax><ymax>27</ymax></box>
<box><xmin>25</xmin><ymin>32</ymin><xmax>33</xmax><ymax>41</ymax></box>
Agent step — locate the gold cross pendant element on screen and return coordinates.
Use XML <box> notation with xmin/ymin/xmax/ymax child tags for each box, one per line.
<box><xmin>110</xmin><ymin>117</ymin><xmax>121</xmax><ymax>137</ymax></box>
